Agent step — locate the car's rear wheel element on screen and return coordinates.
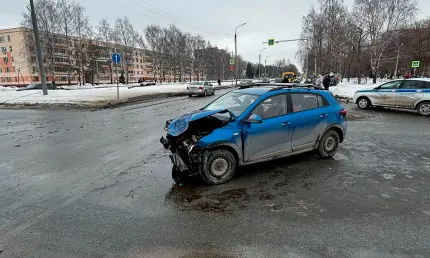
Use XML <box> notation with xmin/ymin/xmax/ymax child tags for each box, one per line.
<box><xmin>317</xmin><ymin>130</ymin><xmax>340</xmax><ymax>158</ymax></box>
<box><xmin>357</xmin><ymin>97</ymin><xmax>371</xmax><ymax>109</ymax></box>
<box><xmin>417</xmin><ymin>101</ymin><xmax>430</xmax><ymax>116</ymax></box>
<box><xmin>212</xmin><ymin>90</ymin><xmax>215</xmax><ymax>95</ymax></box>
<box><xmin>188</xmin><ymin>94</ymin><xmax>192</xmax><ymax>97</ymax></box>
<box><xmin>203</xmin><ymin>90</ymin><xmax>207</xmax><ymax>97</ymax></box>
<box><xmin>201</xmin><ymin>149</ymin><xmax>237</xmax><ymax>185</ymax></box>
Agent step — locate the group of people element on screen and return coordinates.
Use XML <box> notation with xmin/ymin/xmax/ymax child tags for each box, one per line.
<box><xmin>316</xmin><ymin>72</ymin><xmax>334</xmax><ymax>90</ymax></box>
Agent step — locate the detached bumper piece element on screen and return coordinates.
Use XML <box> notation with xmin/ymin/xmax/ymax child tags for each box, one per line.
<box><xmin>169</xmin><ymin>153</ymin><xmax>189</xmax><ymax>172</ymax></box>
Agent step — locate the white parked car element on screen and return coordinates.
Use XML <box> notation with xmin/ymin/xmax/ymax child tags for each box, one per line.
<box><xmin>352</xmin><ymin>78</ymin><xmax>430</xmax><ymax>116</ymax></box>
<box><xmin>187</xmin><ymin>81</ymin><xmax>215</xmax><ymax>97</ymax></box>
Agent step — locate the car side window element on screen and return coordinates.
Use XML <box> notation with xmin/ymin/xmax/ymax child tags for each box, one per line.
<box><xmin>252</xmin><ymin>94</ymin><xmax>287</xmax><ymax>120</ymax></box>
<box><xmin>425</xmin><ymin>82</ymin><xmax>430</xmax><ymax>89</ymax></box>
<box><xmin>379</xmin><ymin>81</ymin><xmax>402</xmax><ymax>89</ymax></box>
<box><xmin>402</xmin><ymin>80</ymin><xmax>425</xmax><ymax>89</ymax></box>
<box><xmin>291</xmin><ymin>93</ymin><xmax>321</xmax><ymax>112</ymax></box>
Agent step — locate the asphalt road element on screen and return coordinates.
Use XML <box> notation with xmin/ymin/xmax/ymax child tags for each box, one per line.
<box><xmin>0</xmin><ymin>90</ymin><xmax>429</xmax><ymax>258</ymax></box>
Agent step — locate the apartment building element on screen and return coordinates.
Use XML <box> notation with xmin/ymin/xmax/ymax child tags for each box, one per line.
<box><xmin>0</xmin><ymin>27</ymin><xmax>155</xmax><ymax>86</ymax></box>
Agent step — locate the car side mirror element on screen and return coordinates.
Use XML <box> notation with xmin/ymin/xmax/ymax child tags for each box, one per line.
<box><xmin>245</xmin><ymin>114</ymin><xmax>262</xmax><ymax>124</ymax></box>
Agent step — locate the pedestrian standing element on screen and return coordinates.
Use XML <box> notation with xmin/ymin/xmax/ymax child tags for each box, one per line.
<box><xmin>323</xmin><ymin>72</ymin><xmax>331</xmax><ymax>91</ymax></box>
<box><xmin>217</xmin><ymin>78</ymin><xmax>221</xmax><ymax>86</ymax></box>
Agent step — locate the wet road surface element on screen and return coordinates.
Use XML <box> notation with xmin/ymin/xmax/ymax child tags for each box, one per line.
<box><xmin>1</xmin><ymin>91</ymin><xmax>429</xmax><ymax>257</ymax></box>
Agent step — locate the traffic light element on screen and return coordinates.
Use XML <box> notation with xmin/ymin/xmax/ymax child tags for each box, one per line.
<box><xmin>268</xmin><ymin>39</ymin><xmax>275</xmax><ymax>46</ymax></box>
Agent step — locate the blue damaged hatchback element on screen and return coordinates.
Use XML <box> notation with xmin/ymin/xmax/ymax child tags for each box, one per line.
<box><xmin>160</xmin><ymin>85</ymin><xmax>348</xmax><ymax>185</ymax></box>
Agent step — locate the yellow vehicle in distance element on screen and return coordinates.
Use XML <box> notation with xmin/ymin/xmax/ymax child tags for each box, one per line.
<box><xmin>282</xmin><ymin>72</ymin><xmax>298</xmax><ymax>82</ymax></box>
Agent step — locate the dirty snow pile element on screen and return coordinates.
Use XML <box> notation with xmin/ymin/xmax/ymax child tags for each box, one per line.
<box><xmin>330</xmin><ymin>80</ymin><xmax>380</xmax><ymax>99</ymax></box>
<box><xmin>0</xmin><ymin>82</ymin><xmax>234</xmax><ymax>105</ymax></box>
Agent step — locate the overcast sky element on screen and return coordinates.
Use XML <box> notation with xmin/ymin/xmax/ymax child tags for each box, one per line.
<box><xmin>1</xmin><ymin>0</ymin><xmax>430</xmax><ymax>70</ymax></box>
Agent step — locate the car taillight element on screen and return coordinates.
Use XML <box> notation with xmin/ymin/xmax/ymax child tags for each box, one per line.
<box><xmin>199</xmin><ymin>86</ymin><xmax>203</xmax><ymax>90</ymax></box>
<box><xmin>339</xmin><ymin>109</ymin><xmax>348</xmax><ymax>116</ymax></box>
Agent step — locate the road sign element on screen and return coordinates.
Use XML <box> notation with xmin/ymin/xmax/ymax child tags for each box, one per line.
<box><xmin>229</xmin><ymin>58</ymin><xmax>235</xmax><ymax>65</ymax></box>
<box><xmin>268</xmin><ymin>39</ymin><xmax>275</xmax><ymax>46</ymax></box>
<box><xmin>411</xmin><ymin>60</ymin><xmax>420</xmax><ymax>68</ymax></box>
<box><xmin>112</xmin><ymin>53</ymin><xmax>121</xmax><ymax>64</ymax></box>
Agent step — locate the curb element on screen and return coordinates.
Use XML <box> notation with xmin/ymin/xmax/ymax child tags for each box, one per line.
<box><xmin>0</xmin><ymin>85</ymin><xmax>237</xmax><ymax>110</ymax></box>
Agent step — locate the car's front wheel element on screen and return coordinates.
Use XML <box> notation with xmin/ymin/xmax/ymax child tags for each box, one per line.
<box><xmin>317</xmin><ymin>130</ymin><xmax>340</xmax><ymax>158</ymax></box>
<box><xmin>201</xmin><ymin>149</ymin><xmax>237</xmax><ymax>185</ymax></box>
<box><xmin>417</xmin><ymin>101</ymin><xmax>430</xmax><ymax>116</ymax></box>
<box><xmin>357</xmin><ymin>97</ymin><xmax>371</xmax><ymax>109</ymax></box>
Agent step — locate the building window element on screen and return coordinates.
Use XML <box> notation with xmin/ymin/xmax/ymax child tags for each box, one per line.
<box><xmin>12</xmin><ymin>67</ymin><xmax>15</xmax><ymax>72</ymax></box>
<box><xmin>7</xmin><ymin>35</ymin><xmax>10</xmax><ymax>42</ymax></box>
<box><xmin>0</xmin><ymin>36</ymin><xmax>4</xmax><ymax>43</ymax></box>
<box><xmin>9</xmin><ymin>46</ymin><xmax>12</xmax><ymax>52</ymax></box>
<box><xmin>6</xmin><ymin>67</ymin><xmax>9</xmax><ymax>72</ymax></box>
<box><xmin>33</xmin><ymin>76</ymin><xmax>39</xmax><ymax>81</ymax></box>
<box><xmin>31</xmin><ymin>56</ymin><xmax>36</xmax><ymax>62</ymax></box>
<box><xmin>1</xmin><ymin>47</ymin><xmax>6</xmax><ymax>54</ymax></box>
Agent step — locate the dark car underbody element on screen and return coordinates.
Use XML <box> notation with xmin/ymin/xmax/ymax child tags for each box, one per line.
<box><xmin>160</xmin><ymin>110</ymin><xmax>232</xmax><ymax>178</ymax></box>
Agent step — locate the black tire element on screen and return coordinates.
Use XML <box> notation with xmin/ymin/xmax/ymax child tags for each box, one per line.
<box><xmin>203</xmin><ymin>90</ymin><xmax>207</xmax><ymax>97</ymax></box>
<box><xmin>188</xmin><ymin>94</ymin><xmax>192</xmax><ymax>97</ymax></box>
<box><xmin>356</xmin><ymin>97</ymin><xmax>371</xmax><ymax>109</ymax></box>
<box><xmin>201</xmin><ymin>149</ymin><xmax>237</xmax><ymax>185</ymax></box>
<box><xmin>417</xmin><ymin>101</ymin><xmax>430</xmax><ymax>116</ymax></box>
<box><xmin>212</xmin><ymin>90</ymin><xmax>215</xmax><ymax>95</ymax></box>
<box><xmin>317</xmin><ymin>130</ymin><xmax>340</xmax><ymax>158</ymax></box>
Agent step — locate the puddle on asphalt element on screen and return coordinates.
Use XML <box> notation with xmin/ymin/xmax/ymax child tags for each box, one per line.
<box><xmin>164</xmin><ymin>153</ymin><xmax>335</xmax><ymax>214</ymax></box>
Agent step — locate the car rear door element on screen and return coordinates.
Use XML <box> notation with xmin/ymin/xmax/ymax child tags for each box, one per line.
<box><xmin>288</xmin><ymin>93</ymin><xmax>330</xmax><ymax>152</ymax></box>
<box><xmin>372</xmin><ymin>80</ymin><xmax>403</xmax><ymax>106</ymax></box>
<box><xmin>396</xmin><ymin>80</ymin><xmax>425</xmax><ymax>108</ymax></box>
<box><xmin>243</xmin><ymin>94</ymin><xmax>291</xmax><ymax>162</ymax></box>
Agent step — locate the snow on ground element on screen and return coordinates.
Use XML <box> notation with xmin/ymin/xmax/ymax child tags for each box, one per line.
<box><xmin>330</xmin><ymin>79</ymin><xmax>384</xmax><ymax>99</ymax></box>
<box><xmin>0</xmin><ymin>82</ymin><xmax>234</xmax><ymax>105</ymax></box>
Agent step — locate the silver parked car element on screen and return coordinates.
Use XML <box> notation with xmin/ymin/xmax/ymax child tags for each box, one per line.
<box><xmin>187</xmin><ymin>81</ymin><xmax>215</xmax><ymax>97</ymax></box>
<box><xmin>353</xmin><ymin>78</ymin><xmax>430</xmax><ymax>116</ymax></box>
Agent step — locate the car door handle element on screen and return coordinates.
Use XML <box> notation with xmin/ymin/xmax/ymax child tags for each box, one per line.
<box><xmin>281</xmin><ymin>122</ymin><xmax>290</xmax><ymax>127</ymax></box>
<box><xmin>320</xmin><ymin>114</ymin><xmax>328</xmax><ymax>118</ymax></box>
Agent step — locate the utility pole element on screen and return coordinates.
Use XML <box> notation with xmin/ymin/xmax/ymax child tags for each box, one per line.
<box><xmin>395</xmin><ymin>43</ymin><xmax>404</xmax><ymax>78</ymax></box>
<box><xmin>235</xmin><ymin>23</ymin><xmax>246</xmax><ymax>85</ymax></box>
<box><xmin>265</xmin><ymin>55</ymin><xmax>271</xmax><ymax>77</ymax></box>
<box><xmin>30</xmin><ymin>0</ymin><xmax>48</xmax><ymax>95</ymax></box>
<box><xmin>259</xmin><ymin>48</ymin><xmax>266</xmax><ymax>81</ymax></box>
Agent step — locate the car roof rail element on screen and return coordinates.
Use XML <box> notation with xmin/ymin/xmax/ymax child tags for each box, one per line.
<box><xmin>252</xmin><ymin>82</ymin><xmax>323</xmax><ymax>91</ymax></box>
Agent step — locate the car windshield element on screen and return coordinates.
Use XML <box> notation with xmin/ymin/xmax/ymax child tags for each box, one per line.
<box><xmin>203</xmin><ymin>91</ymin><xmax>259</xmax><ymax>116</ymax></box>
<box><xmin>190</xmin><ymin>82</ymin><xmax>203</xmax><ymax>85</ymax></box>
<box><xmin>25</xmin><ymin>84</ymin><xmax>37</xmax><ymax>89</ymax></box>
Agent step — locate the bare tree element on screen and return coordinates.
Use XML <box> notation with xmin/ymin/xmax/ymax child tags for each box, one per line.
<box><xmin>113</xmin><ymin>17</ymin><xmax>140</xmax><ymax>84</ymax></box>
<box><xmin>74</xmin><ymin>6</ymin><xmax>91</xmax><ymax>85</ymax></box>
<box><xmin>97</xmin><ymin>19</ymin><xmax>114</xmax><ymax>83</ymax></box>
<box><xmin>57</xmin><ymin>0</ymin><xmax>82</xmax><ymax>84</ymax></box>
<box><xmin>22</xmin><ymin>0</ymin><xmax>60</xmax><ymax>81</ymax></box>
<box><xmin>353</xmin><ymin>0</ymin><xmax>418</xmax><ymax>83</ymax></box>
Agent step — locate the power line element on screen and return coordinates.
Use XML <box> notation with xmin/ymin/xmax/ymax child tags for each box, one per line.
<box><xmin>110</xmin><ymin>0</ymin><xmax>234</xmax><ymax>40</ymax></box>
<box><xmin>132</xmin><ymin>0</ymin><xmax>234</xmax><ymax>38</ymax></box>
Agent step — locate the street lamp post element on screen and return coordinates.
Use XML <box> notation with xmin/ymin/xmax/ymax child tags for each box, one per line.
<box><xmin>258</xmin><ymin>48</ymin><xmax>266</xmax><ymax>80</ymax></box>
<box><xmin>235</xmin><ymin>22</ymin><xmax>246</xmax><ymax>85</ymax></box>
<box><xmin>395</xmin><ymin>43</ymin><xmax>404</xmax><ymax>78</ymax></box>
<box><xmin>264</xmin><ymin>55</ymin><xmax>271</xmax><ymax>77</ymax></box>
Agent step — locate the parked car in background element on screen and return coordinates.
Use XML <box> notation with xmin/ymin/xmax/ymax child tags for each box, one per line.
<box><xmin>16</xmin><ymin>83</ymin><xmax>56</xmax><ymax>91</ymax></box>
<box><xmin>140</xmin><ymin>80</ymin><xmax>156</xmax><ymax>86</ymax></box>
<box><xmin>161</xmin><ymin>84</ymin><xmax>348</xmax><ymax>185</ymax></box>
<box><xmin>261</xmin><ymin>78</ymin><xmax>270</xmax><ymax>83</ymax></box>
<box><xmin>187</xmin><ymin>81</ymin><xmax>215</xmax><ymax>97</ymax></box>
<box><xmin>330</xmin><ymin>74</ymin><xmax>341</xmax><ymax>86</ymax></box>
<box><xmin>353</xmin><ymin>78</ymin><xmax>430</xmax><ymax>116</ymax></box>
<box><xmin>239</xmin><ymin>79</ymin><xmax>254</xmax><ymax>87</ymax></box>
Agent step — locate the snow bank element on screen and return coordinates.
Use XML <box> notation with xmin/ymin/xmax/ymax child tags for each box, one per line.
<box><xmin>330</xmin><ymin>81</ymin><xmax>380</xmax><ymax>99</ymax></box>
<box><xmin>0</xmin><ymin>82</ymin><xmax>235</xmax><ymax>106</ymax></box>
<box><xmin>0</xmin><ymin>86</ymin><xmax>18</xmax><ymax>91</ymax></box>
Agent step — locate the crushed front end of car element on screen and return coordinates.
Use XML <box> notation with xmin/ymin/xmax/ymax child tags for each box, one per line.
<box><xmin>160</xmin><ymin>109</ymin><xmax>234</xmax><ymax>182</ymax></box>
